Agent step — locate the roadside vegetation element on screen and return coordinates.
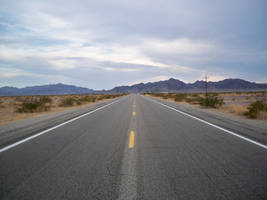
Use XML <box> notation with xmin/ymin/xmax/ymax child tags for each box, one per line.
<box><xmin>144</xmin><ymin>91</ymin><xmax>267</xmax><ymax>120</ymax></box>
<box><xmin>60</xmin><ymin>97</ymin><xmax>77</xmax><ymax>107</ymax></box>
<box><xmin>0</xmin><ymin>93</ymin><xmax>126</xmax><ymax>125</ymax></box>
<box><xmin>59</xmin><ymin>94</ymin><xmax>125</xmax><ymax>107</ymax></box>
<box><xmin>17</xmin><ymin>96</ymin><xmax>53</xmax><ymax>113</ymax></box>
<box><xmin>200</xmin><ymin>95</ymin><xmax>224</xmax><ymax>108</ymax></box>
<box><xmin>245</xmin><ymin>101</ymin><xmax>267</xmax><ymax>119</ymax></box>
<box><xmin>146</xmin><ymin>93</ymin><xmax>224</xmax><ymax>108</ymax></box>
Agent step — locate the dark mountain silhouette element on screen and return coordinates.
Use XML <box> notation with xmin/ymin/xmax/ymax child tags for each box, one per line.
<box><xmin>108</xmin><ymin>78</ymin><xmax>186</xmax><ymax>93</ymax></box>
<box><xmin>1</xmin><ymin>78</ymin><xmax>267</xmax><ymax>96</ymax></box>
<box><xmin>0</xmin><ymin>83</ymin><xmax>94</xmax><ymax>96</ymax></box>
<box><xmin>107</xmin><ymin>78</ymin><xmax>267</xmax><ymax>93</ymax></box>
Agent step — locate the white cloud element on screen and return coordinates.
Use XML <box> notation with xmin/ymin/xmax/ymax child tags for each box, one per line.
<box><xmin>48</xmin><ymin>59</ymin><xmax>76</xmax><ymax>69</ymax></box>
<box><xmin>207</xmin><ymin>75</ymin><xmax>226</xmax><ymax>82</ymax></box>
<box><xmin>142</xmin><ymin>38</ymin><xmax>214</xmax><ymax>55</ymax></box>
<box><xmin>0</xmin><ymin>68</ymin><xmax>30</xmax><ymax>78</ymax></box>
<box><xmin>125</xmin><ymin>75</ymin><xmax>172</xmax><ymax>86</ymax></box>
<box><xmin>103</xmin><ymin>67</ymin><xmax>138</xmax><ymax>72</ymax></box>
<box><xmin>0</xmin><ymin>0</ymin><xmax>266</xmax><ymax>88</ymax></box>
<box><xmin>0</xmin><ymin>67</ymin><xmax>70</xmax><ymax>81</ymax></box>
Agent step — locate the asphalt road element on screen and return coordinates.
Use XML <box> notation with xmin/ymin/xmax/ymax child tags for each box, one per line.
<box><xmin>1</xmin><ymin>94</ymin><xmax>267</xmax><ymax>200</ymax></box>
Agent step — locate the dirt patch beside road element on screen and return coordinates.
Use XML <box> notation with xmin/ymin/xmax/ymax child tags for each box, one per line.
<box><xmin>144</xmin><ymin>92</ymin><xmax>267</xmax><ymax>121</ymax></box>
<box><xmin>0</xmin><ymin>94</ymin><xmax>126</xmax><ymax>125</ymax></box>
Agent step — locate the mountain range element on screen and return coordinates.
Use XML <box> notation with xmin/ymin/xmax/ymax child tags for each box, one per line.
<box><xmin>1</xmin><ymin>78</ymin><xmax>267</xmax><ymax>96</ymax></box>
<box><xmin>108</xmin><ymin>78</ymin><xmax>267</xmax><ymax>93</ymax></box>
<box><xmin>0</xmin><ymin>83</ymin><xmax>94</xmax><ymax>96</ymax></box>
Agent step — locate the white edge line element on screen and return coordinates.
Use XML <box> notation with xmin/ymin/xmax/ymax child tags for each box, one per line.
<box><xmin>0</xmin><ymin>98</ymin><xmax>123</xmax><ymax>153</ymax></box>
<box><xmin>144</xmin><ymin>96</ymin><xmax>267</xmax><ymax>150</ymax></box>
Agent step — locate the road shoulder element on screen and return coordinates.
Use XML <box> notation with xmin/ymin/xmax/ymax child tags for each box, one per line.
<box><xmin>0</xmin><ymin>98</ymin><xmax>122</xmax><ymax>148</ymax></box>
<box><xmin>143</xmin><ymin>95</ymin><xmax>267</xmax><ymax>145</ymax></box>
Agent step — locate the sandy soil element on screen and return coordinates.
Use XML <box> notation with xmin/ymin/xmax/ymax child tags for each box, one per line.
<box><xmin>145</xmin><ymin>92</ymin><xmax>267</xmax><ymax>121</ymax></box>
<box><xmin>0</xmin><ymin>94</ymin><xmax>123</xmax><ymax>125</ymax></box>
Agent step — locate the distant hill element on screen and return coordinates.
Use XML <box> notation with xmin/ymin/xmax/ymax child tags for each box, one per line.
<box><xmin>0</xmin><ymin>83</ymin><xmax>94</xmax><ymax>96</ymax></box>
<box><xmin>1</xmin><ymin>78</ymin><xmax>267</xmax><ymax>96</ymax></box>
<box><xmin>108</xmin><ymin>78</ymin><xmax>267</xmax><ymax>93</ymax></box>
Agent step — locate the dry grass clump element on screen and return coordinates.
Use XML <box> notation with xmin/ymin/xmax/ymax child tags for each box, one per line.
<box><xmin>220</xmin><ymin>100</ymin><xmax>267</xmax><ymax>120</ymax></box>
<box><xmin>258</xmin><ymin>111</ymin><xmax>267</xmax><ymax>121</ymax></box>
<box><xmin>222</xmin><ymin>104</ymin><xmax>248</xmax><ymax>115</ymax></box>
<box><xmin>185</xmin><ymin>95</ymin><xmax>204</xmax><ymax>105</ymax></box>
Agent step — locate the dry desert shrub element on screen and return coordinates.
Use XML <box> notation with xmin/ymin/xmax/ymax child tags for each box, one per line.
<box><xmin>59</xmin><ymin>97</ymin><xmax>76</xmax><ymax>107</ymax></box>
<box><xmin>200</xmin><ymin>95</ymin><xmax>224</xmax><ymax>108</ymax></box>
<box><xmin>80</xmin><ymin>95</ymin><xmax>97</xmax><ymax>102</ymax></box>
<box><xmin>17</xmin><ymin>96</ymin><xmax>52</xmax><ymax>113</ymax></box>
<box><xmin>174</xmin><ymin>93</ymin><xmax>187</xmax><ymax>102</ymax></box>
<box><xmin>245</xmin><ymin>101</ymin><xmax>267</xmax><ymax>119</ymax></box>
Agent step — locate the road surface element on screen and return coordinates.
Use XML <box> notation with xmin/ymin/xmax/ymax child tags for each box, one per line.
<box><xmin>1</xmin><ymin>94</ymin><xmax>267</xmax><ymax>199</ymax></box>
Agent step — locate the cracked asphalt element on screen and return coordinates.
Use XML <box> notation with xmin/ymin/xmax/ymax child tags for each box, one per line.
<box><xmin>1</xmin><ymin>94</ymin><xmax>267</xmax><ymax>199</ymax></box>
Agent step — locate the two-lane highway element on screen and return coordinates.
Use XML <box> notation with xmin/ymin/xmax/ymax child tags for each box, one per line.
<box><xmin>1</xmin><ymin>94</ymin><xmax>267</xmax><ymax>199</ymax></box>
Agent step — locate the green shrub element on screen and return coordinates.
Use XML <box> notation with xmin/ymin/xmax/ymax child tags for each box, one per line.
<box><xmin>17</xmin><ymin>102</ymin><xmax>38</xmax><ymax>113</ymax></box>
<box><xmin>200</xmin><ymin>96</ymin><xmax>224</xmax><ymax>108</ymax></box>
<box><xmin>60</xmin><ymin>97</ymin><xmax>75</xmax><ymax>106</ymax></box>
<box><xmin>80</xmin><ymin>95</ymin><xmax>97</xmax><ymax>102</ymax></box>
<box><xmin>174</xmin><ymin>93</ymin><xmax>187</xmax><ymax>102</ymax></box>
<box><xmin>245</xmin><ymin>101</ymin><xmax>266</xmax><ymax>119</ymax></box>
<box><xmin>17</xmin><ymin>97</ymin><xmax>51</xmax><ymax>113</ymax></box>
<box><xmin>40</xmin><ymin>96</ymin><xmax>52</xmax><ymax>104</ymax></box>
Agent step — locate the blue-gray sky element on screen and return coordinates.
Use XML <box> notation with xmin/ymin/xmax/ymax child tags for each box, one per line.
<box><xmin>0</xmin><ymin>0</ymin><xmax>267</xmax><ymax>89</ymax></box>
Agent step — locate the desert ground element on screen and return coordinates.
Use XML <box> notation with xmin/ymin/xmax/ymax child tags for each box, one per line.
<box><xmin>145</xmin><ymin>91</ymin><xmax>267</xmax><ymax>121</ymax></box>
<box><xmin>0</xmin><ymin>94</ymin><xmax>125</xmax><ymax>125</ymax></box>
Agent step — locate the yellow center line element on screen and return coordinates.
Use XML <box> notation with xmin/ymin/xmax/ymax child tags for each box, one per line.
<box><xmin>132</xmin><ymin>111</ymin><xmax>136</xmax><ymax>116</ymax></box>
<box><xmin>128</xmin><ymin>131</ymin><xmax>135</xmax><ymax>148</ymax></box>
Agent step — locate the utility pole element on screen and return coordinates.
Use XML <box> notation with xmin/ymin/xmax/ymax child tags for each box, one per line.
<box><xmin>264</xmin><ymin>91</ymin><xmax>266</xmax><ymax>105</ymax></box>
<box><xmin>205</xmin><ymin>74</ymin><xmax>208</xmax><ymax>97</ymax></box>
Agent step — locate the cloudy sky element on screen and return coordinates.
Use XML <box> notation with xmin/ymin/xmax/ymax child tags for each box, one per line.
<box><xmin>0</xmin><ymin>0</ymin><xmax>267</xmax><ymax>89</ymax></box>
